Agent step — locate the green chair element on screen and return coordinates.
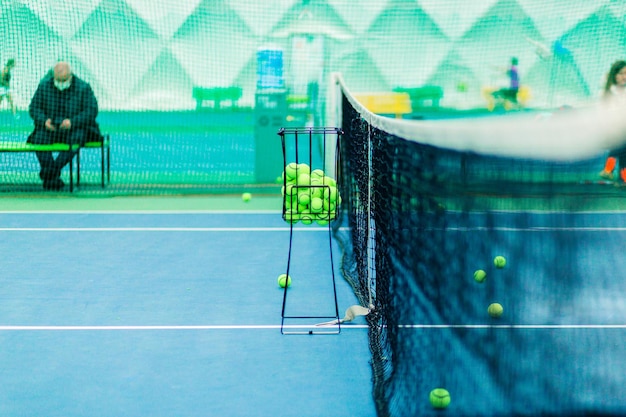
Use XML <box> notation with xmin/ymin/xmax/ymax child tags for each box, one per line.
<box><xmin>0</xmin><ymin>141</ymin><xmax>80</xmax><ymax>192</ymax></box>
<box><xmin>77</xmin><ymin>134</ymin><xmax>110</xmax><ymax>188</ymax></box>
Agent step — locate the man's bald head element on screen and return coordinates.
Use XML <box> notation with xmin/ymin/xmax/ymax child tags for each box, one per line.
<box><xmin>53</xmin><ymin>62</ymin><xmax>72</xmax><ymax>83</ymax></box>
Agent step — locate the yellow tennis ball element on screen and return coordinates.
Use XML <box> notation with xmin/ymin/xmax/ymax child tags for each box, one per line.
<box><xmin>242</xmin><ymin>192</ymin><xmax>252</xmax><ymax>202</ymax></box>
<box><xmin>429</xmin><ymin>388</ymin><xmax>450</xmax><ymax>409</ymax></box>
<box><xmin>297</xmin><ymin>189</ymin><xmax>311</xmax><ymax>205</ymax></box>
<box><xmin>296</xmin><ymin>163</ymin><xmax>310</xmax><ymax>175</ymax></box>
<box><xmin>277</xmin><ymin>274</ymin><xmax>292</xmax><ymax>288</ymax></box>
<box><xmin>494</xmin><ymin>256</ymin><xmax>506</xmax><ymax>268</ymax></box>
<box><xmin>323</xmin><ymin>186</ymin><xmax>338</xmax><ymax>203</ymax></box>
<box><xmin>316</xmin><ymin>218</ymin><xmax>329</xmax><ymax>226</ymax></box>
<box><xmin>473</xmin><ymin>269</ymin><xmax>486</xmax><ymax>283</ymax></box>
<box><xmin>297</xmin><ymin>173</ymin><xmax>311</xmax><ymax>186</ymax></box>
<box><xmin>311</xmin><ymin>169</ymin><xmax>325</xmax><ymax>179</ymax></box>
<box><xmin>285</xmin><ymin>163</ymin><xmax>298</xmax><ymax>180</ymax></box>
<box><xmin>321</xmin><ymin>175</ymin><xmax>337</xmax><ymax>187</ymax></box>
<box><xmin>310</xmin><ymin>197</ymin><xmax>324</xmax><ymax>213</ymax></box>
<box><xmin>488</xmin><ymin>302</ymin><xmax>503</xmax><ymax>318</ymax></box>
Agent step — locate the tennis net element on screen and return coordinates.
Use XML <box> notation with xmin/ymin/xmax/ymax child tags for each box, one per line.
<box><xmin>333</xmin><ymin>75</ymin><xmax>626</xmax><ymax>417</ymax></box>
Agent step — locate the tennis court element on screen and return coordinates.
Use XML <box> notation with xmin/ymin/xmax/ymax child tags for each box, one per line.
<box><xmin>0</xmin><ymin>204</ymin><xmax>375</xmax><ymax>417</ymax></box>
<box><xmin>3</xmin><ymin>2</ymin><xmax>626</xmax><ymax>415</ymax></box>
<box><xmin>2</xmin><ymin>201</ymin><xmax>625</xmax><ymax>416</ymax></box>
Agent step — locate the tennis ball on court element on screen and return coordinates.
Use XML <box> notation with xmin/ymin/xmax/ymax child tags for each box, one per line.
<box><xmin>488</xmin><ymin>302</ymin><xmax>504</xmax><ymax>318</ymax></box>
<box><xmin>429</xmin><ymin>388</ymin><xmax>451</xmax><ymax>409</ymax></box>
<box><xmin>494</xmin><ymin>256</ymin><xmax>507</xmax><ymax>268</ymax></box>
<box><xmin>473</xmin><ymin>269</ymin><xmax>487</xmax><ymax>283</ymax></box>
<box><xmin>278</xmin><ymin>274</ymin><xmax>292</xmax><ymax>288</ymax></box>
<box><xmin>242</xmin><ymin>192</ymin><xmax>252</xmax><ymax>202</ymax></box>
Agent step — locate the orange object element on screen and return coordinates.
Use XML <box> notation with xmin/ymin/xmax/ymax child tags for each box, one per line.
<box><xmin>604</xmin><ymin>157</ymin><xmax>616</xmax><ymax>173</ymax></box>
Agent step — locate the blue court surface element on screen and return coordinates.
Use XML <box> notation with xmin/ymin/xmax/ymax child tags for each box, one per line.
<box><xmin>0</xmin><ymin>212</ymin><xmax>376</xmax><ymax>417</ymax></box>
<box><xmin>391</xmin><ymin>210</ymin><xmax>626</xmax><ymax>417</ymax></box>
<box><xmin>3</xmin><ymin>209</ymin><xmax>626</xmax><ymax>417</ymax></box>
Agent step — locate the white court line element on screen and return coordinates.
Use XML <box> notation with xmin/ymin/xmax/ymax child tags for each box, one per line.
<box><xmin>0</xmin><ymin>325</ymin><xmax>365</xmax><ymax>331</ymax></box>
<box><xmin>0</xmin><ymin>227</ymin><xmax>349</xmax><ymax>232</ymax></box>
<box><xmin>398</xmin><ymin>324</ymin><xmax>626</xmax><ymax>329</ymax></box>
<box><xmin>428</xmin><ymin>226</ymin><xmax>626</xmax><ymax>232</ymax></box>
<box><xmin>1</xmin><ymin>324</ymin><xmax>625</xmax><ymax>331</ymax></box>
<box><xmin>0</xmin><ymin>226</ymin><xmax>624</xmax><ymax>232</ymax></box>
<box><xmin>0</xmin><ymin>210</ymin><xmax>282</xmax><ymax>214</ymax></box>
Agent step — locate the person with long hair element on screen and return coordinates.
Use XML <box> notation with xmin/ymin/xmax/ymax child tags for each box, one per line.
<box><xmin>598</xmin><ymin>60</ymin><xmax>626</xmax><ymax>182</ymax></box>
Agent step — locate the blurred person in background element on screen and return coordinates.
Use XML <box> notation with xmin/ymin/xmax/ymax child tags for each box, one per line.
<box><xmin>0</xmin><ymin>58</ymin><xmax>18</xmax><ymax>118</ymax></box>
<box><xmin>28</xmin><ymin>61</ymin><xmax>100</xmax><ymax>190</ymax></box>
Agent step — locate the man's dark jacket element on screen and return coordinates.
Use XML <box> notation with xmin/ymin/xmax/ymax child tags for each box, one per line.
<box><xmin>28</xmin><ymin>74</ymin><xmax>100</xmax><ymax>144</ymax></box>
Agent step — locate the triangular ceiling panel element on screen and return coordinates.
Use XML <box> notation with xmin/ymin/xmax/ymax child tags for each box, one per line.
<box><xmin>269</xmin><ymin>0</ymin><xmax>354</xmax><ymax>40</ymax></box>
<box><xmin>18</xmin><ymin>0</ymin><xmax>101</xmax><ymax>39</ymax></box>
<box><xmin>327</xmin><ymin>0</ymin><xmax>390</xmax><ymax>35</ymax></box>
<box><xmin>418</xmin><ymin>0</ymin><xmax>498</xmax><ymax>40</ymax></box>
<box><xmin>70</xmin><ymin>0</ymin><xmax>164</xmax><ymax>103</ymax></box>
<box><xmin>456</xmin><ymin>0</ymin><xmax>544</xmax><ymax>86</ymax></box>
<box><xmin>124</xmin><ymin>0</ymin><xmax>202</xmax><ymax>40</ymax></box>
<box><xmin>363</xmin><ymin>0</ymin><xmax>450</xmax><ymax>87</ymax></box>
<box><xmin>227</xmin><ymin>0</ymin><xmax>296</xmax><ymax>37</ymax></box>
<box><xmin>127</xmin><ymin>48</ymin><xmax>195</xmax><ymax>110</ymax></box>
<box><xmin>0</xmin><ymin>0</ymin><xmax>70</xmax><ymax>106</ymax></box>
<box><xmin>558</xmin><ymin>5</ymin><xmax>626</xmax><ymax>99</ymax></box>
<box><xmin>332</xmin><ymin>48</ymin><xmax>389</xmax><ymax>92</ymax></box>
<box><xmin>607</xmin><ymin>0</ymin><xmax>626</xmax><ymax>25</ymax></box>
<box><xmin>170</xmin><ymin>0</ymin><xmax>257</xmax><ymax>87</ymax></box>
<box><xmin>518</xmin><ymin>0</ymin><xmax>606</xmax><ymax>42</ymax></box>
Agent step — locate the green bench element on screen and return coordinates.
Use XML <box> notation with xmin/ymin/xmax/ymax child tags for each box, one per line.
<box><xmin>0</xmin><ymin>134</ymin><xmax>110</xmax><ymax>192</ymax></box>
<box><xmin>394</xmin><ymin>86</ymin><xmax>444</xmax><ymax>108</ymax></box>
<box><xmin>0</xmin><ymin>141</ymin><xmax>80</xmax><ymax>191</ymax></box>
<box><xmin>193</xmin><ymin>87</ymin><xmax>242</xmax><ymax>110</ymax></box>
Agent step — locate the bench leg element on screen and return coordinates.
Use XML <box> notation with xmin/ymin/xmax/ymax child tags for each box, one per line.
<box><xmin>101</xmin><ymin>142</ymin><xmax>105</xmax><ymax>188</ymax></box>
<box><xmin>77</xmin><ymin>149</ymin><xmax>81</xmax><ymax>186</ymax></box>
<box><xmin>107</xmin><ymin>141</ymin><xmax>110</xmax><ymax>184</ymax></box>
<box><xmin>69</xmin><ymin>158</ymin><xmax>73</xmax><ymax>192</ymax></box>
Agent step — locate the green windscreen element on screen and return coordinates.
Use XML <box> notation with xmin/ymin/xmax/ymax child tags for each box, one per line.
<box><xmin>1</xmin><ymin>1</ymin><xmax>624</xmax><ymax>194</ymax></box>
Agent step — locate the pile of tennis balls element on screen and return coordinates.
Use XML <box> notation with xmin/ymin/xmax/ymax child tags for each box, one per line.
<box><xmin>281</xmin><ymin>162</ymin><xmax>341</xmax><ymax>225</ymax></box>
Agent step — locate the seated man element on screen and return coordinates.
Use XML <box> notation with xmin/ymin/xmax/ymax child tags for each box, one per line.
<box><xmin>28</xmin><ymin>61</ymin><xmax>100</xmax><ymax>190</ymax></box>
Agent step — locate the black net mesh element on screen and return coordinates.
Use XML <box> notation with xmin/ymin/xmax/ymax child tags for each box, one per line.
<box><xmin>334</xmin><ymin>84</ymin><xmax>626</xmax><ymax>417</ymax></box>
